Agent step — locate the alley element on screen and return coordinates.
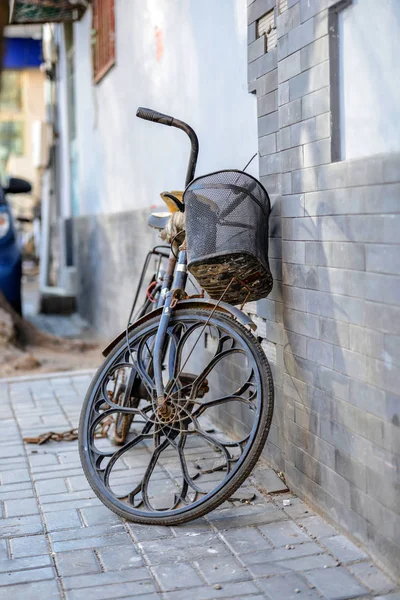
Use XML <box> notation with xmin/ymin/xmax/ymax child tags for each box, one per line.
<box><xmin>0</xmin><ymin>371</ymin><xmax>397</xmax><ymax>600</ymax></box>
<box><xmin>1</xmin><ymin>1</ymin><xmax>400</xmax><ymax>597</ymax></box>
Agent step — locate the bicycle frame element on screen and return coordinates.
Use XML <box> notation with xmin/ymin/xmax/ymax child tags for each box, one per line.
<box><xmin>134</xmin><ymin>107</ymin><xmax>198</xmax><ymax>408</ymax></box>
<box><xmin>153</xmin><ymin>247</ymin><xmax>187</xmax><ymax>406</ymax></box>
<box><xmin>106</xmin><ymin>106</ymin><xmax>258</xmax><ymax>410</ymax></box>
<box><xmin>127</xmin><ymin>245</ymin><xmax>169</xmax><ymax>322</ymax></box>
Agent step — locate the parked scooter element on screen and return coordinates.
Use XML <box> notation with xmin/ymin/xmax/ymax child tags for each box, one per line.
<box><xmin>0</xmin><ymin>177</ymin><xmax>32</xmax><ymax>314</ymax></box>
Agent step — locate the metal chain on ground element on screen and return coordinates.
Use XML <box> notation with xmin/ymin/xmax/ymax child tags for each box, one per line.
<box><xmin>23</xmin><ymin>416</ymin><xmax>114</xmax><ymax>445</ymax></box>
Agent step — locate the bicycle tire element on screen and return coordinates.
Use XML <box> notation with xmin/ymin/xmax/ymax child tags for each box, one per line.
<box><xmin>79</xmin><ymin>308</ymin><xmax>274</xmax><ymax>525</ymax></box>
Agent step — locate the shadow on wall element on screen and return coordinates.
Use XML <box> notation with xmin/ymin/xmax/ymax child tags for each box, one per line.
<box><xmin>279</xmin><ymin>199</ymin><xmax>400</xmax><ymax>566</ymax></box>
<box><xmin>280</xmin><ymin>207</ymin><xmax>368</xmax><ymax>530</ymax></box>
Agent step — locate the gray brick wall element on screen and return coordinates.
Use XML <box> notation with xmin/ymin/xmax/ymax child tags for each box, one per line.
<box><xmin>70</xmin><ymin>0</ymin><xmax>399</xmax><ymax>582</ymax></box>
<box><xmin>247</xmin><ymin>0</ymin><xmax>400</xmax><ymax>579</ymax></box>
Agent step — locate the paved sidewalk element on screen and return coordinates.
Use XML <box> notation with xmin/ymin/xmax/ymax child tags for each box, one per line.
<box><xmin>0</xmin><ymin>371</ymin><xmax>398</xmax><ymax>600</ymax></box>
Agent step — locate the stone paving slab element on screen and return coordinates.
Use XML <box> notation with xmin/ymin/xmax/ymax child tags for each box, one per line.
<box><xmin>0</xmin><ymin>371</ymin><xmax>398</xmax><ymax>599</ymax></box>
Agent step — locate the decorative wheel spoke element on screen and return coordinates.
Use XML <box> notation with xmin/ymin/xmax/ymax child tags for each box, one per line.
<box><xmin>193</xmin><ymin>394</ymin><xmax>253</xmax><ymax>415</ymax></box>
<box><xmin>103</xmin><ymin>432</ymin><xmax>152</xmax><ymax>483</ymax></box>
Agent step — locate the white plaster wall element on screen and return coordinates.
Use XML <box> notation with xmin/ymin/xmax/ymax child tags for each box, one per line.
<box><xmin>339</xmin><ymin>0</ymin><xmax>400</xmax><ymax>160</ymax></box>
<box><xmin>73</xmin><ymin>0</ymin><xmax>258</xmax><ymax>216</ymax></box>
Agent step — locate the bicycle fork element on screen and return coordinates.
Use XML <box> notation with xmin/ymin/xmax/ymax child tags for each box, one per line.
<box><xmin>153</xmin><ymin>248</ymin><xmax>187</xmax><ymax>411</ymax></box>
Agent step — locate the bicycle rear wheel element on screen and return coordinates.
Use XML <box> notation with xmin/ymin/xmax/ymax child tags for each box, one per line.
<box><xmin>79</xmin><ymin>308</ymin><xmax>274</xmax><ymax>525</ymax></box>
<box><xmin>113</xmin><ymin>288</ymin><xmax>160</xmax><ymax>445</ymax></box>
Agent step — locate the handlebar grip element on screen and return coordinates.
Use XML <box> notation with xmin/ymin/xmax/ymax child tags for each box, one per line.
<box><xmin>136</xmin><ymin>107</ymin><xmax>174</xmax><ymax>126</ymax></box>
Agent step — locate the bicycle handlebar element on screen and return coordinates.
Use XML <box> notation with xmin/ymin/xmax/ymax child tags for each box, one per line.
<box><xmin>136</xmin><ymin>107</ymin><xmax>199</xmax><ymax>188</ymax></box>
<box><xmin>136</xmin><ymin>107</ymin><xmax>174</xmax><ymax>126</ymax></box>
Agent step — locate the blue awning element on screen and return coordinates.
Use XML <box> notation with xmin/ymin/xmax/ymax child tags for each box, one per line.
<box><xmin>3</xmin><ymin>37</ymin><xmax>42</xmax><ymax>68</ymax></box>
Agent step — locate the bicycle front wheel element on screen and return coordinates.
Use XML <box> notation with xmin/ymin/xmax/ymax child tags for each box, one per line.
<box><xmin>79</xmin><ymin>308</ymin><xmax>274</xmax><ymax>525</ymax></box>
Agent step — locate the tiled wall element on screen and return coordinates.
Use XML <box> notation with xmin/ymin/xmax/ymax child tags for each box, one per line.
<box><xmin>247</xmin><ymin>0</ymin><xmax>400</xmax><ymax>578</ymax></box>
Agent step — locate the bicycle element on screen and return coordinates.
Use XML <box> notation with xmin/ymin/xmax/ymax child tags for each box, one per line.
<box><xmin>79</xmin><ymin>107</ymin><xmax>274</xmax><ymax>525</ymax></box>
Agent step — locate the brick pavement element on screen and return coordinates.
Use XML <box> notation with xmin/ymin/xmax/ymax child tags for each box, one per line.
<box><xmin>0</xmin><ymin>371</ymin><xmax>398</xmax><ymax>600</ymax></box>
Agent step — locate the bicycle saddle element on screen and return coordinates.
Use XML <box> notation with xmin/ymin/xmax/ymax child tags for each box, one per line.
<box><xmin>148</xmin><ymin>212</ymin><xmax>171</xmax><ymax>230</ymax></box>
<box><xmin>160</xmin><ymin>191</ymin><xmax>184</xmax><ymax>212</ymax></box>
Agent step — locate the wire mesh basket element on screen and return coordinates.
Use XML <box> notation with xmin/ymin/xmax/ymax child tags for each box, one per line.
<box><xmin>184</xmin><ymin>170</ymin><xmax>273</xmax><ymax>305</ymax></box>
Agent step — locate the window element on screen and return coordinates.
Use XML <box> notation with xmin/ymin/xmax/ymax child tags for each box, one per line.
<box><xmin>257</xmin><ymin>9</ymin><xmax>277</xmax><ymax>53</ymax></box>
<box><xmin>279</xmin><ymin>0</ymin><xmax>288</xmax><ymax>14</ymax></box>
<box><xmin>92</xmin><ymin>0</ymin><xmax>115</xmax><ymax>84</ymax></box>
